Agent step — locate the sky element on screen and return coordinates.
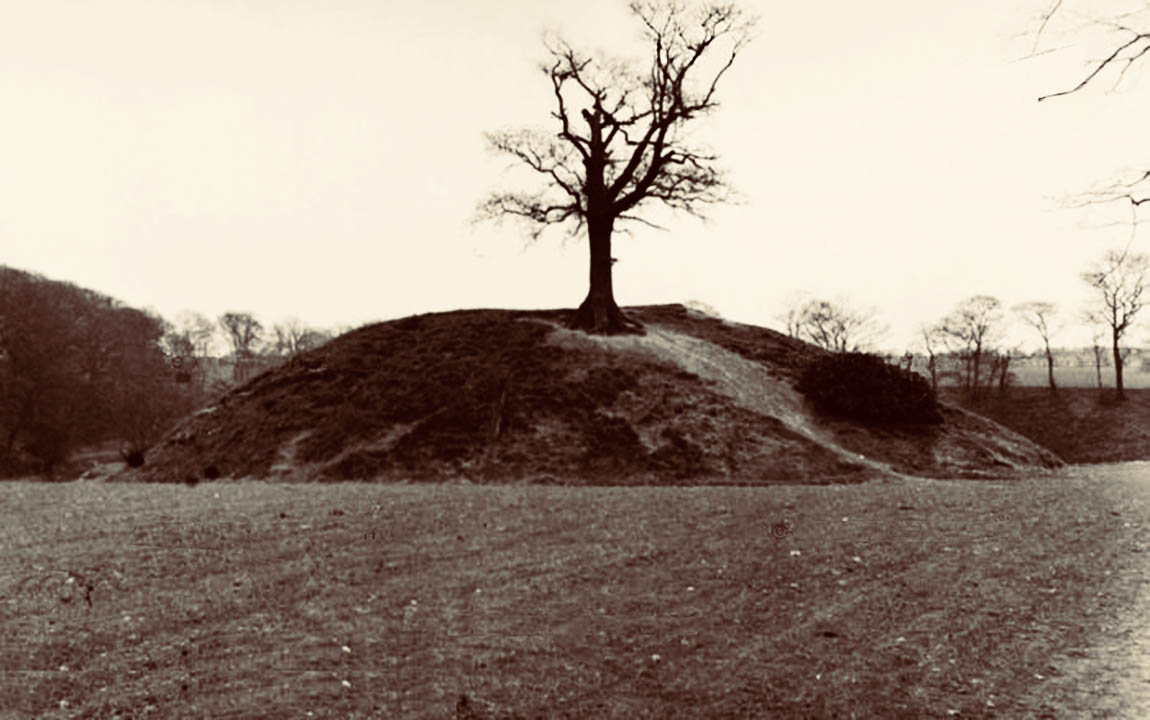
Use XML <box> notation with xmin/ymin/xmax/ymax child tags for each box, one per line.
<box><xmin>3</xmin><ymin>0</ymin><xmax>1149</xmax><ymax>352</ymax></box>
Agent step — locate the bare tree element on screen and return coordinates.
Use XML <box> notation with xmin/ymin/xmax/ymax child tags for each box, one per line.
<box><xmin>219</xmin><ymin>312</ymin><xmax>266</xmax><ymax>384</ymax></box>
<box><xmin>793</xmin><ymin>298</ymin><xmax>886</xmax><ymax>353</ymax></box>
<box><xmin>219</xmin><ymin>311</ymin><xmax>263</xmax><ymax>363</ymax></box>
<box><xmin>917</xmin><ymin>324</ymin><xmax>944</xmax><ymax>392</ymax></box>
<box><xmin>1013</xmin><ymin>301</ymin><xmax>1060</xmax><ymax>390</ymax></box>
<box><xmin>173</xmin><ymin>310</ymin><xmax>219</xmax><ymax>358</ymax></box>
<box><xmin>479</xmin><ymin>1</ymin><xmax>755</xmax><ymax>333</ymax></box>
<box><xmin>1091</xmin><ymin>327</ymin><xmax>1106</xmax><ymax>390</ymax></box>
<box><xmin>1034</xmin><ymin>1</ymin><xmax>1150</xmax><ymax>104</ymax></box>
<box><xmin>268</xmin><ymin>317</ymin><xmax>333</xmax><ymax>357</ymax></box>
<box><xmin>777</xmin><ymin>290</ymin><xmax>811</xmax><ymax>339</ymax></box>
<box><xmin>938</xmin><ymin>296</ymin><xmax>1004</xmax><ymax>396</ymax></box>
<box><xmin>161</xmin><ymin>323</ymin><xmax>195</xmax><ymax>360</ymax></box>
<box><xmin>1081</xmin><ymin>248</ymin><xmax>1149</xmax><ymax>400</ymax></box>
<box><xmin>270</xmin><ymin>317</ymin><xmax>308</xmax><ymax>357</ymax></box>
<box><xmin>299</xmin><ymin>329</ymin><xmax>333</xmax><ymax>352</ymax></box>
<box><xmin>989</xmin><ymin>347</ymin><xmax>1020</xmax><ymax>396</ymax></box>
<box><xmin>1033</xmin><ymin>3</ymin><xmax>1150</xmax><ymax>234</ymax></box>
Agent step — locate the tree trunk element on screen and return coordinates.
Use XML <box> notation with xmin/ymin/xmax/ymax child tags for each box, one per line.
<box><xmin>971</xmin><ymin>342</ymin><xmax>982</xmax><ymax>398</ymax></box>
<box><xmin>1044</xmin><ymin>343</ymin><xmax>1056</xmax><ymax>391</ymax></box>
<box><xmin>570</xmin><ymin>215</ymin><xmax>643</xmax><ymax>334</ymax></box>
<box><xmin>1093</xmin><ymin>344</ymin><xmax>1103</xmax><ymax>390</ymax></box>
<box><xmin>1113</xmin><ymin>331</ymin><xmax>1125</xmax><ymax>401</ymax></box>
<box><xmin>997</xmin><ymin>353</ymin><xmax>1011</xmax><ymax>396</ymax></box>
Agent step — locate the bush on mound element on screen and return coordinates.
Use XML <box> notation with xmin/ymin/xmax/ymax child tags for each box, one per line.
<box><xmin>798</xmin><ymin>352</ymin><xmax>942</xmax><ymax>426</ymax></box>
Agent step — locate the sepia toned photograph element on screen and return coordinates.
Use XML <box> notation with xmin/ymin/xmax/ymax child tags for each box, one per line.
<box><xmin>2</xmin><ymin>1</ymin><xmax>1150</xmax><ymax>717</ymax></box>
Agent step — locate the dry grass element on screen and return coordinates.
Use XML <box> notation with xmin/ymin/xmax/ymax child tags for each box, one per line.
<box><xmin>954</xmin><ymin>387</ymin><xmax>1150</xmax><ymax>464</ymax></box>
<box><xmin>121</xmin><ymin>305</ymin><xmax>1058</xmax><ymax>487</ymax></box>
<box><xmin>3</xmin><ymin>469</ymin><xmax>1147</xmax><ymax>718</ymax></box>
<box><xmin>126</xmin><ymin>306</ymin><xmax>862</xmax><ymax>486</ymax></box>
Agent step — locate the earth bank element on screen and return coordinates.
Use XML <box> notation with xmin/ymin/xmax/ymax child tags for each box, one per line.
<box><xmin>119</xmin><ymin>305</ymin><xmax>1061</xmax><ymax>486</ymax></box>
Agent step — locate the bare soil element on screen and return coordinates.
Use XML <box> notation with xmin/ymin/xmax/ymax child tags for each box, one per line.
<box><xmin>3</xmin><ymin>466</ymin><xmax>1148</xmax><ymax>718</ymax></box>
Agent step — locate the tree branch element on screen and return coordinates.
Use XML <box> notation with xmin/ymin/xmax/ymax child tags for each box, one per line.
<box><xmin>479</xmin><ymin>1</ymin><xmax>754</xmax><ymax>245</ymax></box>
<box><xmin>1039</xmin><ymin>31</ymin><xmax>1150</xmax><ymax>101</ymax></box>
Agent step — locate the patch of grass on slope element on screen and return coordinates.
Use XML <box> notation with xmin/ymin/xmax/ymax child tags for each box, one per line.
<box><xmin>956</xmin><ymin>387</ymin><xmax>1150</xmax><ymax>464</ymax></box>
<box><xmin>2</xmin><ymin>473</ymin><xmax>1145</xmax><ymax>718</ymax></box>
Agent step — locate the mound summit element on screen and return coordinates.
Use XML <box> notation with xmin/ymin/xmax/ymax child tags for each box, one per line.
<box><xmin>123</xmin><ymin>305</ymin><xmax>1062</xmax><ymax>485</ymax></box>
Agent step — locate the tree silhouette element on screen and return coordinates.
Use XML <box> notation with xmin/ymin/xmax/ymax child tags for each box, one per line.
<box><xmin>938</xmin><ymin>296</ymin><xmax>1004</xmax><ymax>397</ymax></box>
<box><xmin>219</xmin><ymin>312</ymin><xmax>263</xmax><ymax>360</ymax></box>
<box><xmin>0</xmin><ymin>266</ymin><xmax>191</xmax><ymax>475</ymax></box>
<box><xmin>1081</xmin><ymin>248</ymin><xmax>1149</xmax><ymax>401</ymax></box>
<box><xmin>1034</xmin><ymin>2</ymin><xmax>1150</xmax><ymax>230</ymax></box>
<box><xmin>1013</xmin><ymin>301</ymin><xmax>1060</xmax><ymax>390</ymax></box>
<box><xmin>792</xmin><ymin>298</ymin><xmax>886</xmax><ymax>353</ymax></box>
<box><xmin>480</xmin><ymin>1</ymin><xmax>755</xmax><ymax>333</ymax></box>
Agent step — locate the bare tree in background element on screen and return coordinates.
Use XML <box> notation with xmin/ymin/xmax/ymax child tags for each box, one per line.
<box><xmin>1091</xmin><ymin>327</ymin><xmax>1106</xmax><ymax>390</ymax></box>
<box><xmin>219</xmin><ymin>312</ymin><xmax>265</xmax><ymax>384</ymax></box>
<box><xmin>793</xmin><ymin>298</ymin><xmax>886</xmax><ymax>353</ymax></box>
<box><xmin>271</xmin><ymin>317</ymin><xmax>309</xmax><ymax>357</ymax></box>
<box><xmin>219</xmin><ymin>312</ymin><xmax>263</xmax><ymax>359</ymax></box>
<box><xmin>1013</xmin><ymin>301</ymin><xmax>1060</xmax><ymax>390</ymax></box>
<box><xmin>300</xmin><ymin>329</ymin><xmax>333</xmax><ymax>351</ymax></box>
<box><xmin>917</xmin><ymin>324</ymin><xmax>944</xmax><ymax>392</ymax></box>
<box><xmin>479</xmin><ymin>1</ymin><xmax>755</xmax><ymax>333</ymax></box>
<box><xmin>938</xmin><ymin>296</ymin><xmax>1004</xmax><ymax>397</ymax></box>
<box><xmin>990</xmin><ymin>346</ymin><xmax>1019</xmax><ymax>396</ymax></box>
<box><xmin>777</xmin><ymin>290</ymin><xmax>811</xmax><ymax>339</ymax></box>
<box><xmin>173</xmin><ymin>310</ymin><xmax>219</xmax><ymax>358</ymax></box>
<box><xmin>269</xmin><ymin>317</ymin><xmax>333</xmax><ymax>357</ymax></box>
<box><xmin>161</xmin><ymin>322</ymin><xmax>195</xmax><ymax>360</ymax></box>
<box><xmin>1081</xmin><ymin>248</ymin><xmax>1149</xmax><ymax>400</ymax></box>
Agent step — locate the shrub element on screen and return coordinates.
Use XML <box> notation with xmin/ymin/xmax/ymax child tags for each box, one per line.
<box><xmin>798</xmin><ymin>352</ymin><xmax>942</xmax><ymax>426</ymax></box>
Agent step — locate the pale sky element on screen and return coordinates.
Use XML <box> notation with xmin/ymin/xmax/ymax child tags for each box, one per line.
<box><xmin>3</xmin><ymin>0</ymin><xmax>1149</xmax><ymax>352</ymax></box>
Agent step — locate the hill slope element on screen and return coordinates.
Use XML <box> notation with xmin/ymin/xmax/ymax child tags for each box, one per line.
<box><xmin>121</xmin><ymin>305</ymin><xmax>1062</xmax><ymax>485</ymax></box>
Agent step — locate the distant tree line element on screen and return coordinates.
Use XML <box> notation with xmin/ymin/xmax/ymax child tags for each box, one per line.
<box><xmin>779</xmin><ymin>294</ymin><xmax>887</xmax><ymax>354</ymax></box>
<box><xmin>0</xmin><ymin>265</ymin><xmax>337</xmax><ymax>478</ymax></box>
<box><xmin>779</xmin><ymin>244</ymin><xmax>1150</xmax><ymax>402</ymax></box>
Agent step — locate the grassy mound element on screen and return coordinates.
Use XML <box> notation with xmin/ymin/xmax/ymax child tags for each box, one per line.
<box><xmin>122</xmin><ymin>305</ymin><xmax>1061</xmax><ymax>485</ymax></box>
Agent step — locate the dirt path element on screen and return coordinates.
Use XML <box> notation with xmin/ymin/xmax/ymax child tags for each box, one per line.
<box><xmin>1022</xmin><ymin>462</ymin><xmax>1150</xmax><ymax>719</ymax></box>
<box><xmin>545</xmin><ymin>323</ymin><xmax>898</xmax><ymax>475</ymax></box>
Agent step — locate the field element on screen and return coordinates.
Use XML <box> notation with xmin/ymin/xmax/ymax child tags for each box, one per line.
<box><xmin>4</xmin><ymin>470</ymin><xmax>1150</xmax><ymax>719</ymax></box>
<box><xmin>1009</xmin><ymin>363</ymin><xmax>1150</xmax><ymax>389</ymax></box>
<box><xmin>948</xmin><ymin>387</ymin><xmax>1150</xmax><ymax>465</ymax></box>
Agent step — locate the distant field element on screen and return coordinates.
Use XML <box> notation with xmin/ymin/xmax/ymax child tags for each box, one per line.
<box><xmin>1009</xmin><ymin>363</ymin><xmax>1150</xmax><ymax>389</ymax></box>
<box><xmin>919</xmin><ymin>362</ymin><xmax>1150</xmax><ymax>389</ymax></box>
<box><xmin>3</xmin><ymin>473</ymin><xmax>1149</xmax><ymax>718</ymax></box>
